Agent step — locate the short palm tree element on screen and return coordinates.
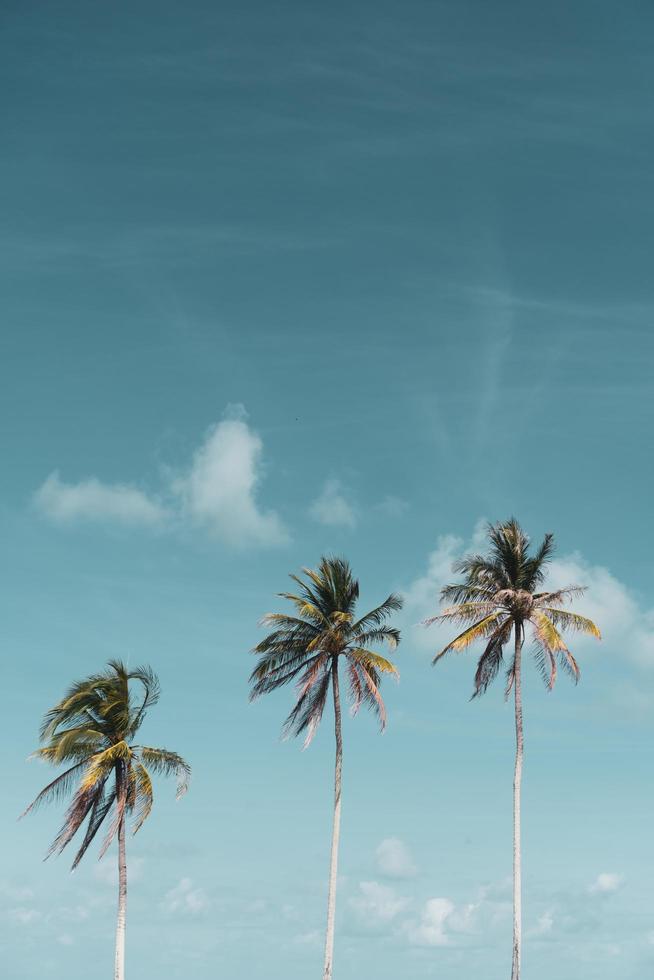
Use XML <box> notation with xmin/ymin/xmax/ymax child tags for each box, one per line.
<box><xmin>22</xmin><ymin>660</ymin><xmax>190</xmax><ymax>980</ymax></box>
<box><xmin>426</xmin><ymin>520</ymin><xmax>600</xmax><ymax>980</ymax></box>
<box><xmin>250</xmin><ymin>556</ymin><xmax>402</xmax><ymax>980</ymax></box>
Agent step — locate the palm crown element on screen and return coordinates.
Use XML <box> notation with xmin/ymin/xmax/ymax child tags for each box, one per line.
<box><xmin>428</xmin><ymin>519</ymin><xmax>601</xmax><ymax>696</ymax></box>
<box><xmin>22</xmin><ymin>660</ymin><xmax>190</xmax><ymax>867</ymax></box>
<box><xmin>250</xmin><ymin>556</ymin><xmax>402</xmax><ymax>744</ymax></box>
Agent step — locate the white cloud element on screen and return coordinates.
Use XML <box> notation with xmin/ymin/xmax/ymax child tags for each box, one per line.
<box><xmin>547</xmin><ymin>555</ymin><xmax>654</xmax><ymax>669</ymax></box>
<box><xmin>34</xmin><ymin>472</ymin><xmax>167</xmax><ymax>526</ymax></box>
<box><xmin>349</xmin><ymin>881</ymin><xmax>409</xmax><ymax>928</ymax></box>
<box><xmin>309</xmin><ymin>479</ymin><xmax>357</xmax><ymax>529</ymax></box>
<box><xmin>375</xmin><ymin>838</ymin><xmax>417</xmax><ymax>879</ymax></box>
<box><xmin>375</xmin><ymin>495</ymin><xmax>409</xmax><ymax>518</ymax></box>
<box><xmin>34</xmin><ymin>405</ymin><xmax>289</xmax><ymax>548</ymax></box>
<box><xmin>57</xmin><ymin>933</ymin><xmax>74</xmax><ymax>946</ymax></box>
<box><xmin>293</xmin><ymin>930</ymin><xmax>321</xmax><ymax>947</ymax></box>
<box><xmin>172</xmin><ymin>407</ymin><xmax>289</xmax><ymax>547</ymax></box>
<box><xmin>9</xmin><ymin>907</ymin><xmax>40</xmax><ymax>925</ymax></box>
<box><xmin>402</xmin><ymin>522</ymin><xmax>654</xmax><ymax>671</ymax></box>
<box><xmin>161</xmin><ymin>877</ymin><xmax>208</xmax><ymax>915</ymax></box>
<box><xmin>403</xmin><ymin>897</ymin><xmax>455</xmax><ymax>947</ymax></box>
<box><xmin>588</xmin><ymin>873</ymin><xmax>624</xmax><ymax>895</ymax></box>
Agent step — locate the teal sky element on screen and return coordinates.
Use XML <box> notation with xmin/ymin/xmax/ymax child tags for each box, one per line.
<box><xmin>2</xmin><ymin>2</ymin><xmax>654</xmax><ymax>978</ymax></box>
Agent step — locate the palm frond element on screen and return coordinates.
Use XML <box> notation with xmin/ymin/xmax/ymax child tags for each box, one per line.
<box><xmin>137</xmin><ymin>747</ymin><xmax>190</xmax><ymax>798</ymax></box>
<box><xmin>348</xmin><ymin>648</ymin><xmax>399</xmax><ymax>677</ymax></box>
<box><xmin>432</xmin><ymin>613</ymin><xmax>505</xmax><ymax>664</ymax></box>
<box><xmin>539</xmin><ymin>608</ymin><xmax>601</xmax><ymax>638</ymax></box>
<box><xmin>20</xmin><ymin>760</ymin><xmax>88</xmax><ymax>818</ymax></box>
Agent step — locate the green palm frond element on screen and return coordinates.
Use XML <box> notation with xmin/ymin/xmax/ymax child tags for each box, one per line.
<box><xmin>430</xmin><ymin>519</ymin><xmax>599</xmax><ymax>694</ymax></box>
<box><xmin>24</xmin><ymin>660</ymin><xmax>189</xmax><ymax>868</ymax></box>
<box><xmin>20</xmin><ymin>760</ymin><xmax>88</xmax><ymax>818</ymax></box>
<box><xmin>251</xmin><ymin>556</ymin><xmax>402</xmax><ymax>742</ymax></box>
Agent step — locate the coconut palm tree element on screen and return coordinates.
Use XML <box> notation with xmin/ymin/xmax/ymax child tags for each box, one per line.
<box><xmin>22</xmin><ymin>660</ymin><xmax>190</xmax><ymax>980</ymax></box>
<box><xmin>250</xmin><ymin>556</ymin><xmax>402</xmax><ymax>980</ymax></box>
<box><xmin>426</xmin><ymin>519</ymin><xmax>600</xmax><ymax>980</ymax></box>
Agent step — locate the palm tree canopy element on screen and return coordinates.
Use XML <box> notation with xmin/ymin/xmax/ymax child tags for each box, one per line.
<box><xmin>250</xmin><ymin>556</ymin><xmax>403</xmax><ymax>745</ymax></box>
<box><xmin>427</xmin><ymin>519</ymin><xmax>601</xmax><ymax>697</ymax></box>
<box><xmin>22</xmin><ymin>660</ymin><xmax>190</xmax><ymax>868</ymax></box>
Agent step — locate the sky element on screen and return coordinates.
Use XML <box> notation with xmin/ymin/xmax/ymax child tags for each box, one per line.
<box><xmin>1</xmin><ymin>1</ymin><xmax>654</xmax><ymax>978</ymax></box>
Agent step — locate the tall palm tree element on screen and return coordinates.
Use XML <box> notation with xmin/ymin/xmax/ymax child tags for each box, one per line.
<box><xmin>22</xmin><ymin>660</ymin><xmax>190</xmax><ymax>980</ymax></box>
<box><xmin>426</xmin><ymin>520</ymin><xmax>600</xmax><ymax>980</ymax></box>
<box><xmin>250</xmin><ymin>556</ymin><xmax>402</xmax><ymax>980</ymax></box>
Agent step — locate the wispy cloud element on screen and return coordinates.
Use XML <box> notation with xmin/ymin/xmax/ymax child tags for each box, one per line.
<box><xmin>161</xmin><ymin>878</ymin><xmax>208</xmax><ymax>916</ymax></box>
<box><xmin>34</xmin><ymin>472</ymin><xmax>168</xmax><ymax>527</ymax></box>
<box><xmin>309</xmin><ymin>478</ymin><xmax>357</xmax><ymax>529</ymax></box>
<box><xmin>349</xmin><ymin>881</ymin><xmax>410</xmax><ymax>929</ymax></box>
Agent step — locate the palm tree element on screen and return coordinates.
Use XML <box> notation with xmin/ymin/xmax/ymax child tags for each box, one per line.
<box><xmin>22</xmin><ymin>660</ymin><xmax>190</xmax><ymax>980</ymax></box>
<box><xmin>426</xmin><ymin>519</ymin><xmax>600</xmax><ymax>980</ymax></box>
<box><xmin>250</xmin><ymin>556</ymin><xmax>402</xmax><ymax>980</ymax></box>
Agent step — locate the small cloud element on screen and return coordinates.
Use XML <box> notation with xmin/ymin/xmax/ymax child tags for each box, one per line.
<box><xmin>57</xmin><ymin>933</ymin><xmax>74</xmax><ymax>946</ymax></box>
<box><xmin>293</xmin><ymin>930</ymin><xmax>321</xmax><ymax>947</ymax></box>
<box><xmin>161</xmin><ymin>877</ymin><xmax>208</xmax><ymax>915</ymax></box>
<box><xmin>349</xmin><ymin>881</ymin><xmax>409</xmax><ymax>928</ymax></box>
<box><xmin>375</xmin><ymin>838</ymin><xmax>417</xmax><ymax>879</ymax></box>
<box><xmin>529</xmin><ymin>909</ymin><xmax>555</xmax><ymax>937</ymax></box>
<box><xmin>403</xmin><ymin>897</ymin><xmax>455</xmax><ymax>947</ymax></box>
<box><xmin>9</xmin><ymin>907</ymin><xmax>40</xmax><ymax>925</ymax></box>
<box><xmin>375</xmin><ymin>495</ymin><xmax>409</xmax><ymax>518</ymax></box>
<box><xmin>94</xmin><ymin>857</ymin><xmax>144</xmax><ymax>887</ymax></box>
<box><xmin>172</xmin><ymin>411</ymin><xmax>289</xmax><ymax>548</ymax></box>
<box><xmin>588</xmin><ymin>873</ymin><xmax>624</xmax><ymax>895</ymax></box>
<box><xmin>309</xmin><ymin>479</ymin><xmax>356</xmax><ymax>529</ymax></box>
<box><xmin>34</xmin><ymin>472</ymin><xmax>167</xmax><ymax>527</ymax></box>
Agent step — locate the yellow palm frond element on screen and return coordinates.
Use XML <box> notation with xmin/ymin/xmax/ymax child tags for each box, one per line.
<box><xmin>80</xmin><ymin>741</ymin><xmax>131</xmax><ymax>791</ymax></box>
<box><xmin>349</xmin><ymin>649</ymin><xmax>399</xmax><ymax>677</ymax></box>
<box><xmin>433</xmin><ymin>613</ymin><xmax>505</xmax><ymax>663</ymax></box>
<box><xmin>540</xmin><ymin>607</ymin><xmax>601</xmax><ymax>638</ymax></box>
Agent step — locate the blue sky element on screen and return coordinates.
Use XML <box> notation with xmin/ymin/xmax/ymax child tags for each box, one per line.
<box><xmin>2</xmin><ymin>2</ymin><xmax>654</xmax><ymax>977</ymax></box>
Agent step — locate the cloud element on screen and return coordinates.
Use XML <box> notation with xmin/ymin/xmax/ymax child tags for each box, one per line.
<box><xmin>588</xmin><ymin>873</ymin><xmax>624</xmax><ymax>896</ymax></box>
<box><xmin>375</xmin><ymin>838</ymin><xmax>417</xmax><ymax>879</ymax></box>
<box><xmin>403</xmin><ymin>897</ymin><xmax>455</xmax><ymax>947</ymax></box>
<box><xmin>34</xmin><ymin>472</ymin><xmax>167</xmax><ymax>526</ymax></box>
<box><xmin>309</xmin><ymin>479</ymin><xmax>357</xmax><ymax>529</ymax></box>
<box><xmin>375</xmin><ymin>495</ymin><xmax>409</xmax><ymax>518</ymax></box>
<box><xmin>547</xmin><ymin>555</ymin><xmax>654</xmax><ymax>669</ymax></box>
<box><xmin>34</xmin><ymin>406</ymin><xmax>289</xmax><ymax>548</ymax></box>
<box><xmin>161</xmin><ymin>878</ymin><xmax>208</xmax><ymax>916</ymax></box>
<box><xmin>349</xmin><ymin>881</ymin><xmax>409</xmax><ymax>929</ymax></box>
<box><xmin>401</xmin><ymin>521</ymin><xmax>654</xmax><ymax>670</ymax></box>
<box><xmin>172</xmin><ymin>407</ymin><xmax>289</xmax><ymax>547</ymax></box>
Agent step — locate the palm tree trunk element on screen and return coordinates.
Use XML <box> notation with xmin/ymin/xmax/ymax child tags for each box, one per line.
<box><xmin>322</xmin><ymin>658</ymin><xmax>343</xmax><ymax>980</ymax></box>
<box><xmin>511</xmin><ymin>623</ymin><xmax>524</xmax><ymax>980</ymax></box>
<box><xmin>114</xmin><ymin>814</ymin><xmax>127</xmax><ymax>980</ymax></box>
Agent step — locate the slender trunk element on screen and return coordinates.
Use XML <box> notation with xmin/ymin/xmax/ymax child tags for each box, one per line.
<box><xmin>322</xmin><ymin>658</ymin><xmax>343</xmax><ymax>980</ymax></box>
<box><xmin>114</xmin><ymin>814</ymin><xmax>127</xmax><ymax>980</ymax></box>
<box><xmin>511</xmin><ymin>623</ymin><xmax>524</xmax><ymax>980</ymax></box>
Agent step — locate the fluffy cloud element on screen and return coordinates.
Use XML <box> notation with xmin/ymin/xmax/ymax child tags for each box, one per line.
<box><xmin>349</xmin><ymin>881</ymin><xmax>409</xmax><ymax>928</ymax></box>
<box><xmin>34</xmin><ymin>472</ymin><xmax>167</xmax><ymax>526</ymax></box>
<box><xmin>401</xmin><ymin>522</ymin><xmax>654</xmax><ymax>670</ymax></box>
<box><xmin>309</xmin><ymin>479</ymin><xmax>357</xmax><ymax>529</ymax></box>
<box><xmin>403</xmin><ymin>897</ymin><xmax>455</xmax><ymax>946</ymax></box>
<box><xmin>34</xmin><ymin>406</ymin><xmax>289</xmax><ymax>548</ymax></box>
<box><xmin>161</xmin><ymin>877</ymin><xmax>208</xmax><ymax>915</ymax></box>
<box><xmin>172</xmin><ymin>408</ymin><xmax>289</xmax><ymax>547</ymax></box>
<box><xmin>375</xmin><ymin>838</ymin><xmax>417</xmax><ymax>879</ymax></box>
